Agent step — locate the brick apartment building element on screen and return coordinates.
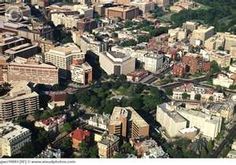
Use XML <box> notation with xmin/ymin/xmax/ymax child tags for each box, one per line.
<box><xmin>172</xmin><ymin>63</ymin><xmax>186</xmax><ymax>77</ymax></box>
<box><xmin>182</xmin><ymin>53</ymin><xmax>210</xmax><ymax>74</ymax></box>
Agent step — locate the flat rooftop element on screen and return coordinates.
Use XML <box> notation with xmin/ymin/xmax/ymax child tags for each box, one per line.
<box><xmin>0</xmin><ymin>122</ymin><xmax>30</xmax><ymax>141</ymax></box>
<box><xmin>158</xmin><ymin>103</ymin><xmax>187</xmax><ymax>123</ymax></box>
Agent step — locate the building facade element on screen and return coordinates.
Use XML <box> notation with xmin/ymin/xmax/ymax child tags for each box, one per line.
<box><xmin>0</xmin><ymin>122</ymin><xmax>31</xmax><ymax>157</ymax></box>
<box><xmin>0</xmin><ymin>81</ymin><xmax>39</xmax><ymax>121</ymax></box>
<box><xmin>7</xmin><ymin>57</ymin><xmax>59</xmax><ymax>85</ymax></box>
<box><xmin>99</xmin><ymin>51</ymin><xmax>135</xmax><ymax>75</ymax></box>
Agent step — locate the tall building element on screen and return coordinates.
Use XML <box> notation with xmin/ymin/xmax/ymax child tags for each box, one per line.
<box><xmin>143</xmin><ymin>52</ymin><xmax>164</xmax><ymax>73</ymax></box>
<box><xmin>7</xmin><ymin>57</ymin><xmax>59</xmax><ymax>85</ymax></box>
<box><xmin>97</xmin><ymin>134</ymin><xmax>119</xmax><ymax>158</ymax></box>
<box><xmin>182</xmin><ymin>53</ymin><xmax>210</xmax><ymax>74</ymax></box>
<box><xmin>0</xmin><ymin>81</ymin><xmax>39</xmax><ymax>121</ymax></box>
<box><xmin>156</xmin><ymin>103</ymin><xmax>187</xmax><ymax>138</ymax></box>
<box><xmin>190</xmin><ymin>25</ymin><xmax>215</xmax><ymax>45</ymax></box>
<box><xmin>99</xmin><ymin>51</ymin><xmax>135</xmax><ymax>75</ymax></box>
<box><xmin>70</xmin><ymin>58</ymin><xmax>92</xmax><ymax>85</ymax></box>
<box><xmin>109</xmin><ymin>107</ymin><xmax>149</xmax><ymax>139</ymax></box>
<box><xmin>0</xmin><ymin>122</ymin><xmax>31</xmax><ymax>157</ymax></box>
<box><xmin>44</xmin><ymin>43</ymin><xmax>84</xmax><ymax>70</ymax></box>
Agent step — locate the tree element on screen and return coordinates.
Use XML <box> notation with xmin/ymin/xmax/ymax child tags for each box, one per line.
<box><xmin>209</xmin><ymin>96</ymin><xmax>214</xmax><ymax>101</ymax></box>
<box><xmin>62</xmin><ymin>122</ymin><xmax>72</xmax><ymax>133</ymax></box>
<box><xmin>194</xmin><ymin>94</ymin><xmax>201</xmax><ymax>101</ymax></box>
<box><xmin>89</xmin><ymin>146</ymin><xmax>98</xmax><ymax>158</ymax></box>
<box><xmin>190</xmin><ymin>138</ymin><xmax>208</xmax><ymax>155</ymax></box>
<box><xmin>59</xmin><ymin>137</ymin><xmax>73</xmax><ymax>157</ymax></box>
<box><xmin>20</xmin><ymin>143</ymin><xmax>37</xmax><ymax>158</ymax></box>
<box><xmin>210</xmin><ymin>61</ymin><xmax>221</xmax><ymax>74</ymax></box>
<box><xmin>182</xmin><ymin>93</ymin><xmax>190</xmax><ymax>100</ymax></box>
<box><xmin>165</xmin><ymin>88</ymin><xmax>173</xmax><ymax>96</ymax></box>
<box><xmin>79</xmin><ymin>141</ymin><xmax>89</xmax><ymax>158</ymax></box>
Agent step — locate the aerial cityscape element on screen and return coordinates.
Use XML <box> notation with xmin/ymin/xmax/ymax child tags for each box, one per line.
<box><xmin>0</xmin><ymin>0</ymin><xmax>236</xmax><ymax>159</ymax></box>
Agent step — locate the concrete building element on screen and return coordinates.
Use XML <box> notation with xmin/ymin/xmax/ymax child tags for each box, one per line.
<box><xmin>0</xmin><ymin>81</ymin><xmax>39</xmax><ymax>121</ymax></box>
<box><xmin>7</xmin><ymin>57</ymin><xmax>59</xmax><ymax>85</ymax></box>
<box><xmin>73</xmin><ymin>32</ymin><xmax>108</xmax><ymax>54</ymax></box>
<box><xmin>99</xmin><ymin>51</ymin><xmax>135</xmax><ymax>75</ymax></box>
<box><xmin>130</xmin><ymin>1</ymin><xmax>155</xmax><ymax>15</ymax></box>
<box><xmin>109</xmin><ymin>106</ymin><xmax>149</xmax><ymax>139</ymax></box>
<box><xmin>156</xmin><ymin>0</ymin><xmax>170</xmax><ymax>7</ymax></box>
<box><xmin>70</xmin><ymin>58</ymin><xmax>92</xmax><ymax>85</ymax></box>
<box><xmin>97</xmin><ymin>134</ymin><xmax>119</xmax><ymax>158</ymax></box>
<box><xmin>105</xmin><ymin>5</ymin><xmax>139</xmax><ymax>20</ymax></box>
<box><xmin>0</xmin><ymin>32</ymin><xmax>26</xmax><ymax>55</ymax></box>
<box><xmin>176</xmin><ymin>108</ymin><xmax>222</xmax><ymax>139</ymax></box>
<box><xmin>47</xmin><ymin>4</ymin><xmax>93</xmax><ymax>19</ymax></box>
<box><xmin>156</xmin><ymin>103</ymin><xmax>187</xmax><ymax>138</ymax></box>
<box><xmin>143</xmin><ymin>52</ymin><xmax>164</xmax><ymax>73</ymax></box>
<box><xmin>51</xmin><ymin>12</ymin><xmax>97</xmax><ymax>31</ymax></box>
<box><xmin>44</xmin><ymin>43</ymin><xmax>84</xmax><ymax>70</ymax></box>
<box><xmin>36</xmin><ymin>146</ymin><xmax>62</xmax><ymax>158</ymax></box>
<box><xmin>87</xmin><ymin>113</ymin><xmax>110</xmax><ymax>131</ymax></box>
<box><xmin>4</xmin><ymin>43</ymin><xmax>39</xmax><ymax>60</ymax></box>
<box><xmin>0</xmin><ymin>122</ymin><xmax>31</xmax><ymax>157</ymax></box>
<box><xmin>209</xmin><ymin>51</ymin><xmax>231</xmax><ymax>68</ymax></box>
<box><xmin>182</xmin><ymin>21</ymin><xmax>199</xmax><ymax>32</ymax></box>
<box><xmin>213</xmin><ymin>74</ymin><xmax>234</xmax><ymax>88</ymax></box>
<box><xmin>190</xmin><ymin>25</ymin><xmax>215</xmax><ymax>45</ymax></box>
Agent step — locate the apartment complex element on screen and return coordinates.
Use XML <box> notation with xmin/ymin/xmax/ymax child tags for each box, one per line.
<box><xmin>70</xmin><ymin>58</ymin><xmax>92</xmax><ymax>85</ymax></box>
<box><xmin>182</xmin><ymin>53</ymin><xmax>210</xmax><ymax>74</ymax></box>
<box><xmin>109</xmin><ymin>106</ymin><xmax>149</xmax><ymax>139</ymax></box>
<box><xmin>156</xmin><ymin>103</ymin><xmax>187</xmax><ymax>138</ymax></box>
<box><xmin>97</xmin><ymin>134</ymin><xmax>120</xmax><ymax>158</ymax></box>
<box><xmin>44</xmin><ymin>43</ymin><xmax>85</xmax><ymax>70</ymax></box>
<box><xmin>7</xmin><ymin>57</ymin><xmax>59</xmax><ymax>85</ymax></box>
<box><xmin>0</xmin><ymin>81</ymin><xmax>39</xmax><ymax>121</ymax></box>
<box><xmin>0</xmin><ymin>122</ymin><xmax>31</xmax><ymax>157</ymax></box>
<box><xmin>99</xmin><ymin>51</ymin><xmax>135</xmax><ymax>75</ymax></box>
<box><xmin>105</xmin><ymin>5</ymin><xmax>139</xmax><ymax>20</ymax></box>
<box><xmin>172</xmin><ymin>63</ymin><xmax>186</xmax><ymax>77</ymax></box>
